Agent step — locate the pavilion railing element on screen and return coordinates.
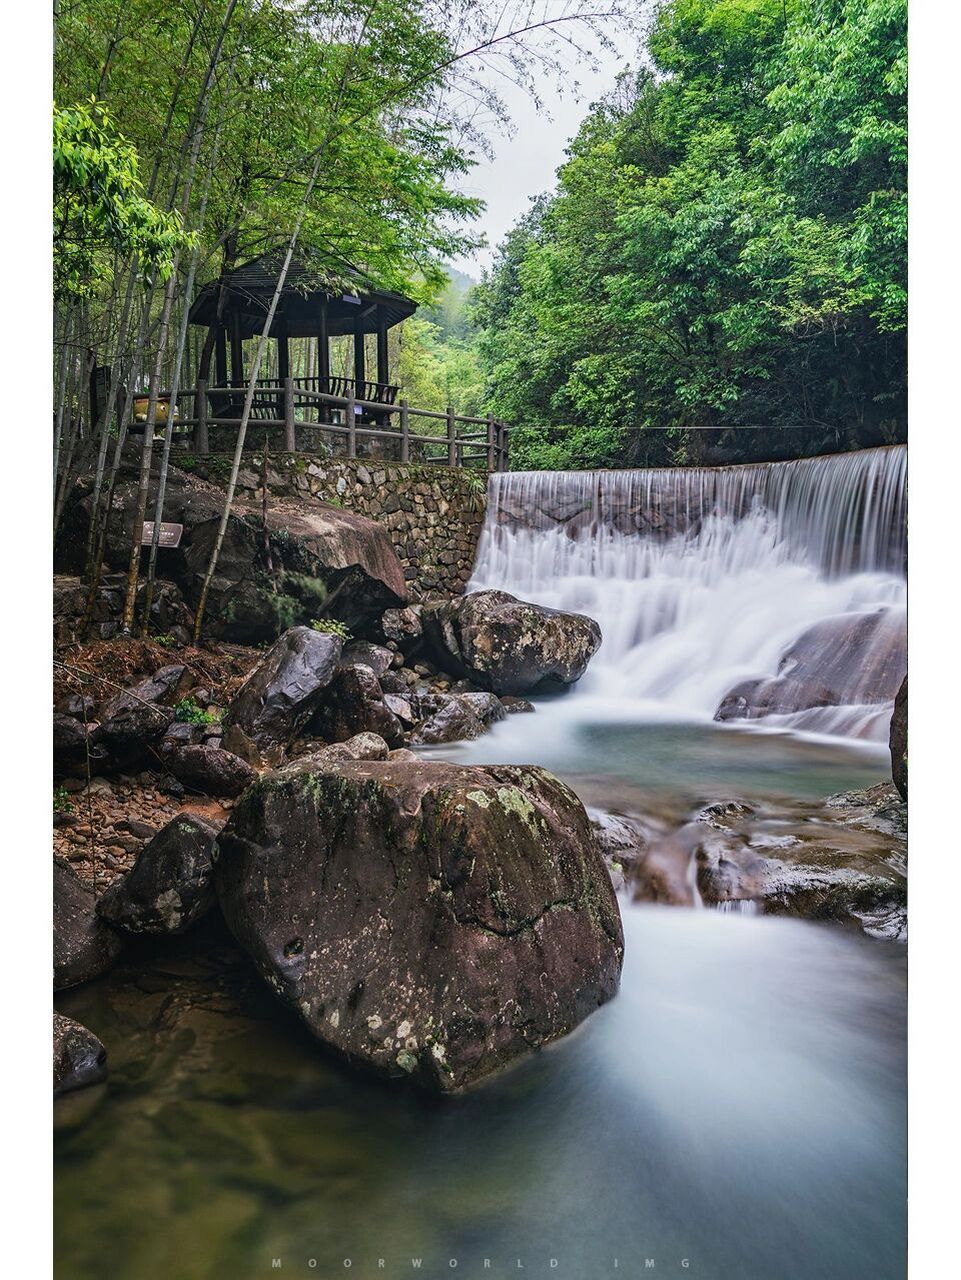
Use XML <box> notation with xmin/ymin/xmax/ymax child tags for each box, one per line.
<box><xmin>160</xmin><ymin>379</ymin><xmax>509</xmax><ymax>470</ymax></box>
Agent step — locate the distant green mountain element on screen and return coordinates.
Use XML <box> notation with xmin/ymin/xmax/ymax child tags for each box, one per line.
<box><xmin>423</xmin><ymin>264</ymin><xmax>478</xmax><ymax>341</ymax></box>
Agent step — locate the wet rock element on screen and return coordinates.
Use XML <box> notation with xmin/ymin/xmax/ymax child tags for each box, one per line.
<box><xmin>683</xmin><ymin>793</ymin><xmax>908</xmax><ymax>941</ymax></box>
<box><xmin>381</xmin><ymin>605</ymin><xmax>423</xmax><ymax>650</ymax></box>
<box><xmin>457</xmin><ymin>691</ymin><xmax>507</xmax><ymax>728</ymax></box>
<box><xmin>224</xmin><ymin>627</ymin><xmax>343</xmax><ymax>747</ymax></box>
<box><xmin>312</xmin><ymin>664</ymin><xmax>404</xmax><ymax>747</ymax></box>
<box><xmin>890</xmin><ymin>677</ymin><xmax>907</xmax><ymax>799</ymax></box>
<box><xmin>54</xmin><ymin>713</ymin><xmax>98</xmax><ymax>777</ymax></box>
<box><xmin>340</xmin><ymin>732</ymin><xmax>391</xmax><ymax>761</ymax></box>
<box><xmin>104</xmin><ymin>664</ymin><xmax>191</xmax><ymax>712</ymax></box>
<box><xmin>54</xmin><ymin>1012</ymin><xmax>107</xmax><ymax>1096</ymax></box>
<box><xmin>96</xmin><ymin>815</ymin><xmax>220</xmax><ymax>934</ymax></box>
<box><xmin>410</xmin><ymin>697</ymin><xmax>485</xmax><ymax>745</ymax></box>
<box><xmin>501</xmin><ymin>695</ymin><xmax>535</xmax><ymax>715</ymax></box>
<box><xmin>221</xmin><ymin>722</ymin><xmax>263</xmax><ymax>768</ymax></box>
<box><xmin>589</xmin><ymin>810</ymin><xmax>649</xmax><ymax>892</ymax></box>
<box><xmin>95</xmin><ymin>666</ymin><xmax>190</xmax><ymax>769</ymax></box>
<box><xmin>340</xmin><ymin>642</ymin><xmax>393</xmax><ymax>679</ymax></box>
<box><xmin>696</xmin><ymin>800</ymin><xmax>756</xmax><ymax>829</ymax></box>
<box><xmin>382</xmin><ymin>693</ymin><xmax>415</xmax><ymax>724</ymax></box>
<box><xmin>161</xmin><ymin>743</ymin><xmax>258</xmax><ymax>798</ymax></box>
<box><xmin>161</xmin><ymin>721</ymin><xmax>204</xmax><ymax>751</ymax></box>
<box><xmin>54</xmin><ymin>857</ymin><xmax>124</xmax><ymax>990</ymax></box>
<box><xmin>715</xmin><ymin>610</ymin><xmax>906</xmax><ymax>723</ymax></box>
<box><xmin>422</xmin><ymin>590</ymin><xmax>602</xmax><ymax>695</ymax></box>
<box><xmin>216</xmin><ymin>760</ymin><xmax>623</xmax><ymax>1092</ymax></box>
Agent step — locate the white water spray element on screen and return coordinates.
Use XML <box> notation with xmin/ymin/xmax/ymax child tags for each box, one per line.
<box><xmin>470</xmin><ymin>446</ymin><xmax>906</xmax><ymax>742</ymax></box>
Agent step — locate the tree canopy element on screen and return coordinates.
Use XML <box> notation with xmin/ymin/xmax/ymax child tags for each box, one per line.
<box><xmin>471</xmin><ymin>0</ymin><xmax>907</xmax><ymax>468</ymax></box>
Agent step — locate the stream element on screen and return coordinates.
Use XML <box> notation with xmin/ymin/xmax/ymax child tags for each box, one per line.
<box><xmin>55</xmin><ymin>447</ymin><xmax>907</xmax><ymax>1279</ymax></box>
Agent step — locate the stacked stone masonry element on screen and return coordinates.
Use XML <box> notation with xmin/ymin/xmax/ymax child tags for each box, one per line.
<box><xmin>181</xmin><ymin>453</ymin><xmax>488</xmax><ymax>600</ymax></box>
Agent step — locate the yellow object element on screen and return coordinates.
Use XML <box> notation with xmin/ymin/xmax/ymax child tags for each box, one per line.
<box><xmin>132</xmin><ymin>396</ymin><xmax>180</xmax><ymax>424</ymax></box>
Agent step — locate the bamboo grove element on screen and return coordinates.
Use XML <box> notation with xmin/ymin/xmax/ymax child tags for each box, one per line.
<box><xmin>53</xmin><ymin>0</ymin><xmax>635</xmax><ymax>639</ymax></box>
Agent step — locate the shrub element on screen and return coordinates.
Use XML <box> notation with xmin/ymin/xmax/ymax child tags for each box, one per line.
<box><xmin>311</xmin><ymin>618</ymin><xmax>351</xmax><ymax>641</ymax></box>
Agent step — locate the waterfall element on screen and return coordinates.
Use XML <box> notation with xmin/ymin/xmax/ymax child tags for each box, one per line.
<box><xmin>470</xmin><ymin>445</ymin><xmax>906</xmax><ymax>743</ymax></box>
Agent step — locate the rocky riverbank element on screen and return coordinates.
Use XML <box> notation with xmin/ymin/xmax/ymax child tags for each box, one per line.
<box><xmin>53</xmin><ymin>577</ymin><xmax>620</xmax><ymax>1098</ymax></box>
<box><xmin>52</xmin><ymin>461</ymin><xmax>908</xmax><ymax>1105</ymax></box>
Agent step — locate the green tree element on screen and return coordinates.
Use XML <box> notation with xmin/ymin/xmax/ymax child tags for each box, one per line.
<box><xmin>53</xmin><ymin>99</ymin><xmax>189</xmax><ymax>297</ymax></box>
<box><xmin>474</xmin><ymin>0</ymin><xmax>907</xmax><ymax>469</ymax></box>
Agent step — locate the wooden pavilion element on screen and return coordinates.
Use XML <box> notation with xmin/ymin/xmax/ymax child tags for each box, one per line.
<box><xmin>188</xmin><ymin>253</ymin><xmax>418</xmax><ymax>413</ymax></box>
<box><xmin>168</xmin><ymin>253</ymin><xmax>509</xmax><ymax>468</ymax></box>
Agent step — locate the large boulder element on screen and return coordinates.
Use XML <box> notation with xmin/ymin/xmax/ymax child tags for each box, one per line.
<box><xmin>422</xmin><ymin>590</ymin><xmax>602</xmax><ymax>696</ymax></box>
<box><xmin>97</xmin><ymin>815</ymin><xmax>220</xmax><ymax>934</ymax></box>
<box><xmin>223</xmin><ymin>627</ymin><xmax>343</xmax><ymax>747</ymax></box>
<box><xmin>54</xmin><ymin>1012</ymin><xmax>107</xmax><ymax>1095</ymax></box>
<box><xmin>890</xmin><ymin>677</ymin><xmax>907</xmax><ymax>799</ymax></box>
<box><xmin>54</xmin><ymin>857</ymin><xmax>124</xmax><ymax>991</ymax></box>
<box><xmin>715</xmin><ymin>608</ymin><xmax>906</xmax><ymax>723</ymax></box>
<box><xmin>216</xmin><ymin>760</ymin><xmax>623</xmax><ymax>1092</ymax></box>
<box><xmin>56</xmin><ymin>462</ymin><xmax>408</xmax><ymax>642</ymax></box>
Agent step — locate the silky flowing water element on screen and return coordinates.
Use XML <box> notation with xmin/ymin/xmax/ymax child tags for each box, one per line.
<box><xmin>55</xmin><ymin>447</ymin><xmax>907</xmax><ymax>1279</ymax></box>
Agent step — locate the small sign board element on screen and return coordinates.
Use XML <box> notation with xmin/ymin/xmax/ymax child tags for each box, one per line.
<box><xmin>141</xmin><ymin>521</ymin><xmax>183</xmax><ymax>548</ymax></box>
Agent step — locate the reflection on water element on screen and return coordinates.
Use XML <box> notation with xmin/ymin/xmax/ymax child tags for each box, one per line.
<box><xmin>55</xmin><ymin>901</ymin><xmax>905</xmax><ymax>1280</ymax></box>
<box><xmin>433</xmin><ymin>711</ymin><xmax>888</xmax><ymax>814</ymax></box>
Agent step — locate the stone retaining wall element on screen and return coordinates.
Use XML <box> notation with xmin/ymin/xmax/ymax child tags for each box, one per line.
<box><xmin>178</xmin><ymin>453</ymin><xmax>488</xmax><ymax>599</ymax></box>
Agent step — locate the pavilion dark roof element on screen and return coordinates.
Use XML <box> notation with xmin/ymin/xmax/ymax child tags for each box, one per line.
<box><xmin>188</xmin><ymin>253</ymin><xmax>418</xmax><ymax>339</ymax></box>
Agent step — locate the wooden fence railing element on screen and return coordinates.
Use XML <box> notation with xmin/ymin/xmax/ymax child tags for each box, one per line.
<box><xmin>158</xmin><ymin>379</ymin><xmax>509</xmax><ymax>470</ymax></box>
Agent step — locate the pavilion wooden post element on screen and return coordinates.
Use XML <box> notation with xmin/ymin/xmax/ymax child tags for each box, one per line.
<box><xmin>486</xmin><ymin>414</ymin><xmax>496</xmax><ymax>470</ymax></box>
<box><xmin>318</xmin><ymin>300</ymin><xmax>330</xmax><ymax>422</ymax></box>
<box><xmin>500</xmin><ymin>422</ymin><xmax>509</xmax><ymax>470</ymax></box>
<box><xmin>277</xmin><ymin>332</ymin><xmax>290</xmax><ymax>422</ymax></box>
<box><xmin>400</xmin><ymin>399</ymin><xmax>410</xmax><ymax>463</ymax></box>
<box><xmin>376</xmin><ymin>307</ymin><xmax>389</xmax><ymax>386</ymax></box>
<box><xmin>229</xmin><ymin>309</ymin><xmax>244</xmax><ymax>386</ymax></box>
<box><xmin>214</xmin><ymin>324</ymin><xmax>228</xmax><ymax>388</ymax></box>
<box><xmin>346</xmin><ymin>386</ymin><xmax>357</xmax><ymax>457</ymax></box>
<box><xmin>283</xmin><ymin>376</ymin><xmax>296</xmax><ymax>452</ymax></box>
<box><xmin>195</xmin><ymin>379</ymin><xmax>209</xmax><ymax>455</ymax></box>
<box><xmin>353</xmin><ymin>322</ymin><xmax>366</xmax><ymax>389</ymax></box>
<box><xmin>376</xmin><ymin>306</ymin><xmax>389</xmax><ymax>428</ymax></box>
<box><xmin>447</xmin><ymin>405</ymin><xmax>457</xmax><ymax>466</ymax></box>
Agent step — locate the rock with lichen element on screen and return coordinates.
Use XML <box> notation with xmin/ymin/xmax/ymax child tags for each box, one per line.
<box><xmin>421</xmin><ymin>590</ymin><xmax>601</xmax><ymax>696</ymax></box>
<box><xmin>96</xmin><ymin>814</ymin><xmax>220</xmax><ymax>934</ymax></box>
<box><xmin>215</xmin><ymin>759</ymin><xmax>623</xmax><ymax>1092</ymax></box>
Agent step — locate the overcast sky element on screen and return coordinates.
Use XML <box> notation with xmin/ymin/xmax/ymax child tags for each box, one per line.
<box><xmin>448</xmin><ymin>37</ymin><xmax>635</xmax><ymax>280</ymax></box>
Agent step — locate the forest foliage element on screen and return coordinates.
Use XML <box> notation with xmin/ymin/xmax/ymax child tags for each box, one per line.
<box><xmin>470</xmin><ymin>0</ymin><xmax>908</xmax><ymax>468</ymax></box>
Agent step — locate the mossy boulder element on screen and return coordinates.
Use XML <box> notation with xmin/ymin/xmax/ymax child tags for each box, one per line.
<box><xmin>421</xmin><ymin>590</ymin><xmax>602</xmax><ymax>696</ymax></box>
<box><xmin>215</xmin><ymin>760</ymin><xmax>623</xmax><ymax>1092</ymax></box>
